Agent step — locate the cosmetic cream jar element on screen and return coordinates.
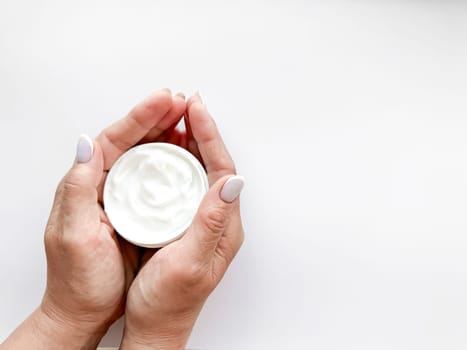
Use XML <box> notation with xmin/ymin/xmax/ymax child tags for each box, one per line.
<box><xmin>103</xmin><ymin>142</ymin><xmax>209</xmax><ymax>248</ymax></box>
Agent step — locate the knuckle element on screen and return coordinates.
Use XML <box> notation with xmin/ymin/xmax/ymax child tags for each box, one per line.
<box><xmin>102</xmin><ymin>128</ymin><xmax>132</xmax><ymax>152</ymax></box>
<box><xmin>222</xmin><ymin>152</ymin><xmax>236</xmax><ymax>173</ymax></box>
<box><xmin>219</xmin><ymin>161</ymin><xmax>236</xmax><ymax>176</ymax></box>
<box><xmin>56</xmin><ymin>173</ymin><xmax>82</xmax><ymax>202</ymax></box>
<box><xmin>59</xmin><ymin>231</ymin><xmax>103</xmax><ymax>257</ymax></box>
<box><xmin>218</xmin><ymin>231</ymin><xmax>244</xmax><ymax>264</ymax></box>
<box><xmin>61</xmin><ymin>175</ymin><xmax>82</xmax><ymax>197</ymax></box>
<box><xmin>171</xmin><ymin>263</ymin><xmax>198</xmax><ymax>283</ymax></box>
<box><xmin>201</xmin><ymin>208</ymin><xmax>227</xmax><ymax>234</ymax></box>
<box><xmin>168</xmin><ymin>261</ymin><xmax>209</xmax><ymax>294</ymax></box>
<box><xmin>56</xmin><ymin>172</ymin><xmax>95</xmax><ymax>209</ymax></box>
<box><xmin>59</xmin><ymin>233</ymin><xmax>83</xmax><ymax>254</ymax></box>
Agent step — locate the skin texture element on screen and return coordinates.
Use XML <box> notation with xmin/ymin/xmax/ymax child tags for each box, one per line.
<box><xmin>0</xmin><ymin>89</ymin><xmax>244</xmax><ymax>350</ymax></box>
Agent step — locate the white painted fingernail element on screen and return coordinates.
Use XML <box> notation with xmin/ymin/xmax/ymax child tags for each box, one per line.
<box><xmin>220</xmin><ymin>175</ymin><xmax>245</xmax><ymax>203</ymax></box>
<box><xmin>76</xmin><ymin>134</ymin><xmax>94</xmax><ymax>163</ymax></box>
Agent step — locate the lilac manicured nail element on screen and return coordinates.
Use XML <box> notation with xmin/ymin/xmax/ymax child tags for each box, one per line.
<box><xmin>220</xmin><ymin>176</ymin><xmax>245</xmax><ymax>203</ymax></box>
<box><xmin>75</xmin><ymin>134</ymin><xmax>94</xmax><ymax>163</ymax></box>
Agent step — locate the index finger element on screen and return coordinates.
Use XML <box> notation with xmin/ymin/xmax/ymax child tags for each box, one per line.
<box><xmin>186</xmin><ymin>94</ymin><xmax>236</xmax><ymax>185</ymax></box>
<box><xmin>96</xmin><ymin>89</ymin><xmax>173</xmax><ymax>170</ymax></box>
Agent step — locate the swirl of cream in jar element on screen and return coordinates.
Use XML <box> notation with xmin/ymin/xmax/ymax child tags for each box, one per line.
<box><xmin>103</xmin><ymin>142</ymin><xmax>209</xmax><ymax>247</ymax></box>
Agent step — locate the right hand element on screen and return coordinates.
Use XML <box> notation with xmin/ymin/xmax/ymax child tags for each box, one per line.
<box><xmin>120</xmin><ymin>94</ymin><xmax>245</xmax><ymax>350</ymax></box>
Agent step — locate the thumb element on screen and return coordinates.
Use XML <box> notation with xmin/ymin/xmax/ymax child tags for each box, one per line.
<box><xmin>185</xmin><ymin>174</ymin><xmax>245</xmax><ymax>260</ymax></box>
<box><xmin>57</xmin><ymin>134</ymin><xmax>104</xmax><ymax>213</ymax></box>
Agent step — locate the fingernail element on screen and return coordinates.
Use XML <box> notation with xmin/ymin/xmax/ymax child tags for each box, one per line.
<box><xmin>76</xmin><ymin>134</ymin><xmax>94</xmax><ymax>163</ymax></box>
<box><xmin>220</xmin><ymin>175</ymin><xmax>245</xmax><ymax>203</ymax></box>
<box><xmin>195</xmin><ymin>91</ymin><xmax>203</xmax><ymax>104</ymax></box>
<box><xmin>175</xmin><ymin>92</ymin><xmax>186</xmax><ymax>100</ymax></box>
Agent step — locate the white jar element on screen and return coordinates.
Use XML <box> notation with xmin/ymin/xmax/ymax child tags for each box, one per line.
<box><xmin>103</xmin><ymin>142</ymin><xmax>209</xmax><ymax>248</ymax></box>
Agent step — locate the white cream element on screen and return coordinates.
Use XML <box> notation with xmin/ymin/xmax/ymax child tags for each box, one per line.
<box><xmin>103</xmin><ymin>143</ymin><xmax>209</xmax><ymax>248</ymax></box>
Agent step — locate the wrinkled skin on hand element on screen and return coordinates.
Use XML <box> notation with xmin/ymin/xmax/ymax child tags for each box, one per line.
<box><xmin>41</xmin><ymin>90</ymin><xmax>244</xmax><ymax>350</ymax></box>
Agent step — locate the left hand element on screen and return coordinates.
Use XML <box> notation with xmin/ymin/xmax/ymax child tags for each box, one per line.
<box><xmin>40</xmin><ymin>89</ymin><xmax>187</xmax><ymax>345</ymax></box>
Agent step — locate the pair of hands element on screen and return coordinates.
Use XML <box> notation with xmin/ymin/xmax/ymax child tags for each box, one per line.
<box><xmin>1</xmin><ymin>90</ymin><xmax>244</xmax><ymax>349</ymax></box>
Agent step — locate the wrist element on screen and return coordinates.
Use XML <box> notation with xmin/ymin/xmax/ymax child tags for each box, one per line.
<box><xmin>40</xmin><ymin>291</ymin><xmax>116</xmax><ymax>338</ymax></box>
<box><xmin>120</xmin><ymin>309</ymin><xmax>201</xmax><ymax>350</ymax></box>
<box><xmin>1</xmin><ymin>306</ymin><xmax>109</xmax><ymax>350</ymax></box>
<box><xmin>120</xmin><ymin>327</ymin><xmax>190</xmax><ymax>350</ymax></box>
<box><xmin>35</xmin><ymin>300</ymin><xmax>110</xmax><ymax>349</ymax></box>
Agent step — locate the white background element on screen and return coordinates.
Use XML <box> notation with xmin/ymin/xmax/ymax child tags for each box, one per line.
<box><xmin>1</xmin><ymin>1</ymin><xmax>467</xmax><ymax>349</ymax></box>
